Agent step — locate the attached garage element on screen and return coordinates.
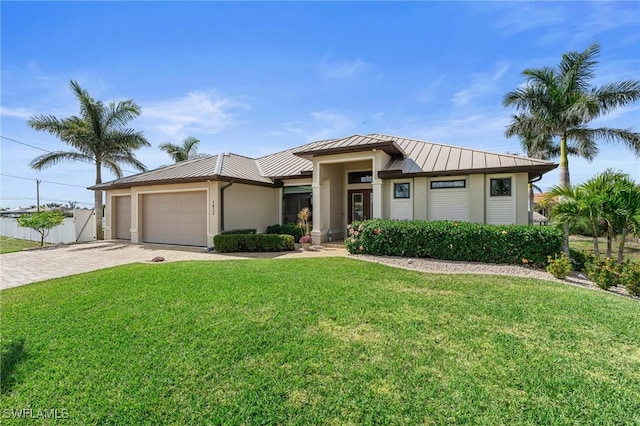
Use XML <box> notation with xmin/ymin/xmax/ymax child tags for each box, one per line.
<box><xmin>142</xmin><ymin>191</ymin><xmax>207</xmax><ymax>246</ymax></box>
<box><xmin>114</xmin><ymin>195</ymin><xmax>131</xmax><ymax>240</ymax></box>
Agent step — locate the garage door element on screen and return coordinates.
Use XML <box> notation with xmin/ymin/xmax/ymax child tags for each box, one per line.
<box><xmin>114</xmin><ymin>196</ymin><xmax>131</xmax><ymax>240</ymax></box>
<box><xmin>142</xmin><ymin>192</ymin><xmax>207</xmax><ymax>246</ymax></box>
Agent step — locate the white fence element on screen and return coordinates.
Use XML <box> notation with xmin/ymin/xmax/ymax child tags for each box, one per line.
<box><xmin>1</xmin><ymin>209</ymin><xmax>96</xmax><ymax>244</ymax></box>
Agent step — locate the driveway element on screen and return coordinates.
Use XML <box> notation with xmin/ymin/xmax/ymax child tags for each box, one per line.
<box><xmin>0</xmin><ymin>240</ymin><xmax>347</xmax><ymax>290</ymax></box>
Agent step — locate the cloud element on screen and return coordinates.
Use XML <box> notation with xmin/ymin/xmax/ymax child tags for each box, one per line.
<box><xmin>140</xmin><ymin>92</ymin><xmax>250</xmax><ymax>140</ymax></box>
<box><xmin>320</xmin><ymin>56</ymin><xmax>367</xmax><ymax>79</ymax></box>
<box><xmin>0</xmin><ymin>106</ymin><xmax>35</xmax><ymax>119</ymax></box>
<box><xmin>488</xmin><ymin>3</ymin><xmax>565</xmax><ymax>36</ymax></box>
<box><xmin>280</xmin><ymin>111</ymin><xmax>355</xmax><ymax>141</ymax></box>
<box><xmin>452</xmin><ymin>63</ymin><xmax>509</xmax><ymax>106</ymax></box>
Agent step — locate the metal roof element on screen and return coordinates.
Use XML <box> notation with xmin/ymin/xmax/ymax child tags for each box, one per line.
<box><xmin>92</xmin><ymin>133</ymin><xmax>557</xmax><ymax>190</ymax></box>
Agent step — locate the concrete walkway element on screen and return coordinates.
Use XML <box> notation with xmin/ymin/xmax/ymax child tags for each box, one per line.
<box><xmin>0</xmin><ymin>240</ymin><xmax>347</xmax><ymax>290</ymax></box>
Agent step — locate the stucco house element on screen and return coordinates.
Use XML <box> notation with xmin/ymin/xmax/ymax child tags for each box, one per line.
<box><xmin>91</xmin><ymin>133</ymin><xmax>557</xmax><ymax>247</ymax></box>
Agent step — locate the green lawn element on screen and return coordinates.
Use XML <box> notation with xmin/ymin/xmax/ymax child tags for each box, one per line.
<box><xmin>0</xmin><ymin>236</ymin><xmax>48</xmax><ymax>254</ymax></box>
<box><xmin>1</xmin><ymin>258</ymin><xmax>639</xmax><ymax>425</ymax></box>
<box><xmin>570</xmin><ymin>234</ymin><xmax>640</xmax><ymax>262</ymax></box>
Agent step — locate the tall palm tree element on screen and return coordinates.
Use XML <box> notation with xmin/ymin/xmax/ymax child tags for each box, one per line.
<box><xmin>159</xmin><ymin>137</ymin><xmax>205</xmax><ymax>163</ymax></box>
<box><xmin>28</xmin><ymin>80</ymin><xmax>149</xmax><ymax>240</ymax></box>
<box><xmin>504</xmin><ymin>42</ymin><xmax>640</xmax><ymax>252</ymax></box>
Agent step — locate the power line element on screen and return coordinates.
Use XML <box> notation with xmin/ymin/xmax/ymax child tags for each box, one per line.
<box><xmin>0</xmin><ymin>173</ymin><xmax>87</xmax><ymax>188</ymax></box>
<box><xmin>0</xmin><ymin>135</ymin><xmax>140</xmax><ymax>174</ymax></box>
<box><xmin>0</xmin><ymin>197</ymin><xmax>92</xmax><ymax>205</ymax></box>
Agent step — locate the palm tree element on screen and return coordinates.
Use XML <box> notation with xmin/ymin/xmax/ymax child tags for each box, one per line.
<box><xmin>28</xmin><ymin>80</ymin><xmax>149</xmax><ymax>240</ymax></box>
<box><xmin>504</xmin><ymin>42</ymin><xmax>640</xmax><ymax>251</ymax></box>
<box><xmin>159</xmin><ymin>137</ymin><xmax>205</xmax><ymax>163</ymax></box>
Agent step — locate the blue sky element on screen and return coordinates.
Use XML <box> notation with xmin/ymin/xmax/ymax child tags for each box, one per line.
<box><xmin>1</xmin><ymin>1</ymin><xmax>639</xmax><ymax>208</ymax></box>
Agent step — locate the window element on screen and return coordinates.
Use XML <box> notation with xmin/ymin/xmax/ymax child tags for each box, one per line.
<box><xmin>490</xmin><ymin>178</ymin><xmax>512</xmax><ymax>196</ymax></box>
<box><xmin>430</xmin><ymin>180</ymin><xmax>466</xmax><ymax>189</ymax></box>
<box><xmin>348</xmin><ymin>171</ymin><xmax>373</xmax><ymax>184</ymax></box>
<box><xmin>394</xmin><ymin>183</ymin><xmax>410</xmax><ymax>199</ymax></box>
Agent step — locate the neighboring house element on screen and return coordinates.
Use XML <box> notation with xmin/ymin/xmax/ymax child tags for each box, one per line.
<box><xmin>91</xmin><ymin>133</ymin><xmax>557</xmax><ymax>247</ymax></box>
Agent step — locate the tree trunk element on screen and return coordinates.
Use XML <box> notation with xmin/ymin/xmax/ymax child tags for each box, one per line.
<box><xmin>591</xmin><ymin>222</ymin><xmax>600</xmax><ymax>257</ymax></box>
<box><xmin>617</xmin><ymin>228</ymin><xmax>627</xmax><ymax>262</ymax></box>
<box><xmin>606</xmin><ymin>223</ymin><xmax>613</xmax><ymax>258</ymax></box>
<box><xmin>95</xmin><ymin>161</ymin><xmax>104</xmax><ymax>240</ymax></box>
<box><xmin>559</xmin><ymin>134</ymin><xmax>571</xmax><ymax>256</ymax></box>
<box><xmin>528</xmin><ymin>183</ymin><xmax>534</xmax><ymax>225</ymax></box>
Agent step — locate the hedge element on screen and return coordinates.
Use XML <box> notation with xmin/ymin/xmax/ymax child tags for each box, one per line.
<box><xmin>345</xmin><ymin>219</ymin><xmax>563</xmax><ymax>266</ymax></box>
<box><xmin>220</xmin><ymin>228</ymin><xmax>257</xmax><ymax>235</ymax></box>
<box><xmin>213</xmin><ymin>234</ymin><xmax>294</xmax><ymax>253</ymax></box>
<box><xmin>265</xmin><ymin>223</ymin><xmax>304</xmax><ymax>241</ymax></box>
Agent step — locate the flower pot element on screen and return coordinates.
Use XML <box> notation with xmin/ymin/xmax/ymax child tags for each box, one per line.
<box><xmin>302</xmin><ymin>242</ymin><xmax>311</xmax><ymax>251</ymax></box>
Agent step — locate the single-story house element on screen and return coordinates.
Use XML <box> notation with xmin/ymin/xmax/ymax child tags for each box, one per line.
<box><xmin>91</xmin><ymin>133</ymin><xmax>557</xmax><ymax>247</ymax></box>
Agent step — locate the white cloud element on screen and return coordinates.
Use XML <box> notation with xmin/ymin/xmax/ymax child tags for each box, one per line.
<box><xmin>0</xmin><ymin>106</ymin><xmax>35</xmax><ymax>119</ymax></box>
<box><xmin>140</xmin><ymin>92</ymin><xmax>250</xmax><ymax>140</ymax></box>
<box><xmin>320</xmin><ymin>56</ymin><xmax>367</xmax><ymax>79</ymax></box>
<box><xmin>452</xmin><ymin>63</ymin><xmax>509</xmax><ymax>106</ymax></box>
<box><xmin>280</xmin><ymin>111</ymin><xmax>355</xmax><ymax>142</ymax></box>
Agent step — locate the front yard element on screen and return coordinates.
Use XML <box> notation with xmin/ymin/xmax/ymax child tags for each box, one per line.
<box><xmin>1</xmin><ymin>258</ymin><xmax>639</xmax><ymax>424</ymax></box>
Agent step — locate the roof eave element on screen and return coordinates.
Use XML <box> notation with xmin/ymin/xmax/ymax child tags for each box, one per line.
<box><xmin>377</xmin><ymin>163</ymin><xmax>558</xmax><ymax>180</ymax></box>
<box><xmin>89</xmin><ymin>174</ymin><xmax>277</xmax><ymax>191</ymax></box>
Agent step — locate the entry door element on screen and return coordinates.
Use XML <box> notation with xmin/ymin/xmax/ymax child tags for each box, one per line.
<box><xmin>348</xmin><ymin>189</ymin><xmax>372</xmax><ymax>223</ymax></box>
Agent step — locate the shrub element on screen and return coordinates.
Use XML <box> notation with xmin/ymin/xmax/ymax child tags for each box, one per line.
<box><xmin>546</xmin><ymin>253</ymin><xmax>572</xmax><ymax>279</ymax></box>
<box><xmin>266</xmin><ymin>223</ymin><xmax>304</xmax><ymax>241</ymax></box>
<box><xmin>220</xmin><ymin>228</ymin><xmax>256</xmax><ymax>235</ymax></box>
<box><xmin>619</xmin><ymin>261</ymin><xmax>640</xmax><ymax>296</ymax></box>
<box><xmin>345</xmin><ymin>219</ymin><xmax>563</xmax><ymax>266</ymax></box>
<box><xmin>569</xmin><ymin>248</ymin><xmax>591</xmax><ymax>272</ymax></box>
<box><xmin>213</xmin><ymin>234</ymin><xmax>294</xmax><ymax>253</ymax></box>
<box><xmin>586</xmin><ymin>257</ymin><xmax>624</xmax><ymax>290</ymax></box>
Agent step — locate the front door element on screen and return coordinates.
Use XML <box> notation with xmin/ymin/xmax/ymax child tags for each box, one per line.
<box><xmin>348</xmin><ymin>189</ymin><xmax>372</xmax><ymax>223</ymax></box>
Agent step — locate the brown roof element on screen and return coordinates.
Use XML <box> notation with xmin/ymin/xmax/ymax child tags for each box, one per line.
<box><xmin>91</xmin><ymin>133</ymin><xmax>557</xmax><ymax>190</ymax></box>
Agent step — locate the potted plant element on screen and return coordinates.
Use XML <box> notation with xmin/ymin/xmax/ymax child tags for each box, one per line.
<box><xmin>299</xmin><ymin>235</ymin><xmax>312</xmax><ymax>250</ymax></box>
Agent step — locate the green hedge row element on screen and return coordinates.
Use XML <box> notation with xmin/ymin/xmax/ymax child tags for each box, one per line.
<box><xmin>213</xmin><ymin>234</ymin><xmax>294</xmax><ymax>253</ymax></box>
<box><xmin>265</xmin><ymin>223</ymin><xmax>304</xmax><ymax>241</ymax></box>
<box><xmin>345</xmin><ymin>219</ymin><xmax>563</xmax><ymax>266</ymax></box>
<box><xmin>220</xmin><ymin>228</ymin><xmax>257</xmax><ymax>235</ymax></box>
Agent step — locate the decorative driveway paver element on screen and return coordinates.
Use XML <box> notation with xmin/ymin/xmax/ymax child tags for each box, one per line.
<box><xmin>0</xmin><ymin>241</ymin><xmax>347</xmax><ymax>290</ymax></box>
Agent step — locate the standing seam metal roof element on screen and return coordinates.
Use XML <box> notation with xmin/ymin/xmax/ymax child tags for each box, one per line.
<box><xmin>91</xmin><ymin>133</ymin><xmax>556</xmax><ymax>190</ymax></box>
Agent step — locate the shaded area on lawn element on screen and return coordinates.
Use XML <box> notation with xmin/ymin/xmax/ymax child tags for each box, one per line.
<box><xmin>0</xmin><ymin>338</ymin><xmax>28</xmax><ymax>394</ymax></box>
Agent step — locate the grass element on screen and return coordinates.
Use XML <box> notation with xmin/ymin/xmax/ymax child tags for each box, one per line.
<box><xmin>0</xmin><ymin>236</ymin><xmax>48</xmax><ymax>254</ymax></box>
<box><xmin>1</xmin><ymin>258</ymin><xmax>639</xmax><ymax>425</ymax></box>
<box><xmin>570</xmin><ymin>234</ymin><xmax>640</xmax><ymax>262</ymax></box>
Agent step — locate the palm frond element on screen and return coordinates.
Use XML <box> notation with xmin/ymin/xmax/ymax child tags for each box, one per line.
<box><xmin>29</xmin><ymin>151</ymin><xmax>94</xmax><ymax>171</ymax></box>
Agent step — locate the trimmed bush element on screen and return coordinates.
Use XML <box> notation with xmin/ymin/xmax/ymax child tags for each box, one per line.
<box><xmin>620</xmin><ymin>262</ymin><xmax>640</xmax><ymax>296</ymax></box>
<box><xmin>220</xmin><ymin>228</ymin><xmax>257</xmax><ymax>235</ymax></box>
<box><xmin>569</xmin><ymin>248</ymin><xmax>591</xmax><ymax>272</ymax></box>
<box><xmin>585</xmin><ymin>257</ymin><xmax>623</xmax><ymax>290</ymax></box>
<box><xmin>546</xmin><ymin>253</ymin><xmax>571</xmax><ymax>279</ymax></box>
<box><xmin>266</xmin><ymin>223</ymin><xmax>304</xmax><ymax>241</ymax></box>
<box><xmin>213</xmin><ymin>234</ymin><xmax>294</xmax><ymax>253</ymax></box>
<box><xmin>345</xmin><ymin>219</ymin><xmax>563</xmax><ymax>266</ymax></box>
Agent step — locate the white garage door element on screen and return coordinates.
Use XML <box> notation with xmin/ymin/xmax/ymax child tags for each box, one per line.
<box><xmin>143</xmin><ymin>192</ymin><xmax>207</xmax><ymax>246</ymax></box>
<box><xmin>114</xmin><ymin>196</ymin><xmax>131</xmax><ymax>240</ymax></box>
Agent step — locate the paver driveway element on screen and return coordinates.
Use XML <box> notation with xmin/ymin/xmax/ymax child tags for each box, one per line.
<box><xmin>0</xmin><ymin>240</ymin><xmax>347</xmax><ymax>290</ymax></box>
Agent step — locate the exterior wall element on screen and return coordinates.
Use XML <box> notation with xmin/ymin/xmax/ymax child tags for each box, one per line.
<box><xmin>468</xmin><ymin>174</ymin><xmax>485</xmax><ymax>223</ymax></box>
<box><xmin>485</xmin><ymin>173</ymin><xmax>517</xmax><ymax>225</ymax></box>
<box><xmin>390</xmin><ymin>178</ymin><xmax>414</xmax><ymax>220</ymax></box>
<box><xmin>514</xmin><ymin>172</ymin><xmax>529</xmax><ymax>225</ymax></box>
<box><xmin>413</xmin><ymin>177</ymin><xmax>428</xmax><ymax>220</ymax></box>
<box><xmin>222</xmin><ymin>183</ymin><xmax>279</xmax><ymax>233</ymax></box>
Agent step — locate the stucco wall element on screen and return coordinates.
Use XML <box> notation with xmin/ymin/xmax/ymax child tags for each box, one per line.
<box><xmin>222</xmin><ymin>183</ymin><xmax>278</xmax><ymax>233</ymax></box>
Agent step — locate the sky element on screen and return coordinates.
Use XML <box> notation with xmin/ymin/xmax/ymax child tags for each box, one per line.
<box><xmin>1</xmin><ymin>1</ymin><xmax>639</xmax><ymax>209</ymax></box>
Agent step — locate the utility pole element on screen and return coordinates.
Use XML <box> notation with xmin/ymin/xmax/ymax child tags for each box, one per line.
<box><xmin>36</xmin><ymin>179</ymin><xmax>41</xmax><ymax>212</ymax></box>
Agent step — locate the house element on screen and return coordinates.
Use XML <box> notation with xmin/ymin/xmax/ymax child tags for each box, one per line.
<box><xmin>91</xmin><ymin>133</ymin><xmax>557</xmax><ymax>247</ymax></box>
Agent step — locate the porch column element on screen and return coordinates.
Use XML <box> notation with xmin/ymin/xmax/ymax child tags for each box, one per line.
<box><xmin>311</xmin><ymin>161</ymin><xmax>323</xmax><ymax>245</ymax></box>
